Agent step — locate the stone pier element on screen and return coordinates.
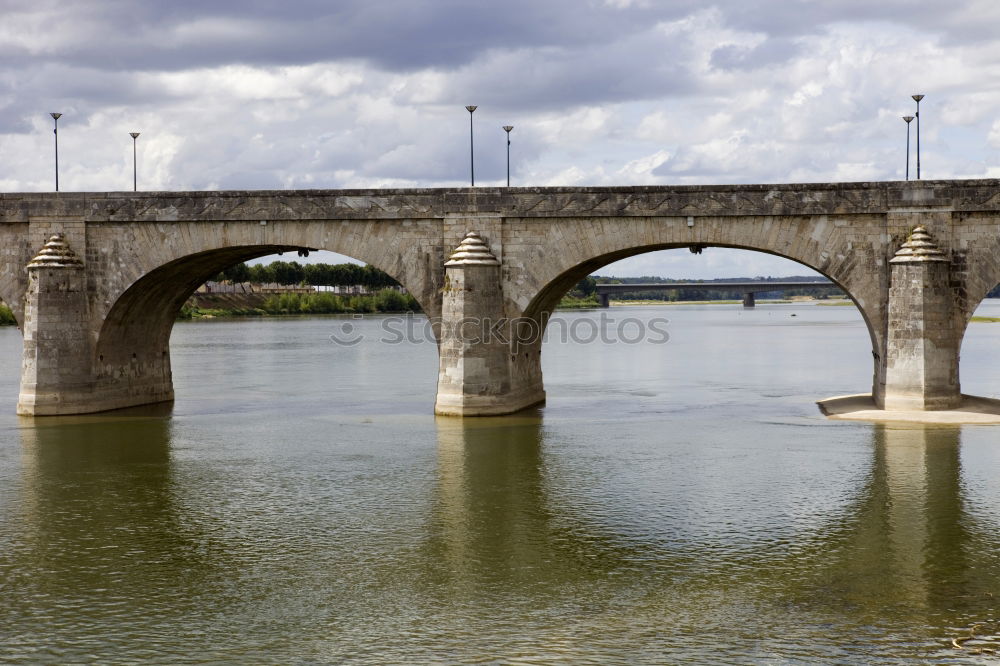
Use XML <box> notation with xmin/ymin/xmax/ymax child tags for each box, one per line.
<box><xmin>882</xmin><ymin>226</ymin><xmax>961</xmax><ymax>410</ymax></box>
<box><xmin>17</xmin><ymin>235</ymin><xmax>95</xmax><ymax>415</ymax></box>
<box><xmin>434</xmin><ymin>232</ymin><xmax>545</xmax><ymax>416</ymax></box>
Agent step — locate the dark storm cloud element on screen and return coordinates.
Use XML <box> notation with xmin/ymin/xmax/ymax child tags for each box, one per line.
<box><xmin>438</xmin><ymin>27</ymin><xmax>702</xmax><ymax>112</ymax></box>
<box><xmin>6</xmin><ymin>0</ymin><xmax>696</xmax><ymax>73</ymax></box>
<box><xmin>5</xmin><ymin>0</ymin><xmax>978</xmax><ymax>119</ymax></box>
<box><xmin>4</xmin><ymin>0</ymin><xmax>986</xmax><ymax>82</ymax></box>
<box><xmin>0</xmin><ymin>63</ymin><xmax>195</xmax><ymax>134</ymax></box>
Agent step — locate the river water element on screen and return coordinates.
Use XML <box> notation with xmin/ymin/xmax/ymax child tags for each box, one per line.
<box><xmin>2</xmin><ymin>302</ymin><xmax>1000</xmax><ymax>664</ymax></box>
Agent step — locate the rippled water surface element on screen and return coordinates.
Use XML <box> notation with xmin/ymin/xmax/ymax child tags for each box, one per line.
<box><xmin>2</xmin><ymin>302</ymin><xmax>1000</xmax><ymax>664</ymax></box>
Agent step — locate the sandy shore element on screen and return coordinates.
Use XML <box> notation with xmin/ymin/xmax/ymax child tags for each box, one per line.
<box><xmin>817</xmin><ymin>393</ymin><xmax>1000</xmax><ymax>425</ymax></box>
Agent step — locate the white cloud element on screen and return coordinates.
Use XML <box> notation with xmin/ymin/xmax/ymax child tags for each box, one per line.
<box><xmin>989</xmin><ymin>120</ymin><xmax>1000</xmax><ymax>148</ymax></box>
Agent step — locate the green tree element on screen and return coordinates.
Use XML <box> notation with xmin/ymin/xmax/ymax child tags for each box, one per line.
<box><xmin>221</xmin><ymin>262</ymin><xmax>251</xmax><ymax>283</ymax></box>
<box><xmin>268</xmin><ymin>261</ymin><xmax>305</xmax><ymax>285</ymax></box>
<box><xmin>0</xmin><ymin>301</ymin><xmax>15</xmax><ymax>326</ymax></box>
<box><xmin>248</xmin><ymin>264</ymin><xmax>274</xmax><ymax>283</ymax></box>
<box><xmin>575</xmin><ymin>276</ymin><xmax>597</xmax><ymax>296</ymax></box>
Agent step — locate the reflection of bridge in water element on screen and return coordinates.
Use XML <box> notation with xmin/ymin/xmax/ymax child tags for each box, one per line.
<box><xmin>8</xmin><ymin>414</ymin><xmax>1000</xmax><ymax>660</ymax></box>
<box><xmin>594</xmin><ymin>280</ymin><xmax>840</xmax><ymax>308</ymax></box>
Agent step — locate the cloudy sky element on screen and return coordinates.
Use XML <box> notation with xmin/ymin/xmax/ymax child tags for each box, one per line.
<box><xmin>2</xmin><ymin>0</ymin><xmax>999</xmax><ymax>278</ymax></box>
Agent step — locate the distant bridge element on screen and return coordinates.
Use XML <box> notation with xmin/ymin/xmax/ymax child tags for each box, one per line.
<box><xmin>593</xmin><ymin>280</ymin><xmax>840</xmax><ymax>307</ymax></box>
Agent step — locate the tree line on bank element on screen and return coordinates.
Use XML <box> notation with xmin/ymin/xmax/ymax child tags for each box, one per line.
<box><xmin>180</xmin><ymin>289</ymin><xmax>420</xmax><ymax>319</ymax></box>
<box><xmin>181</xmin><ymin>261</ymin><xmax>417</xmax><ymax>318</ymax></box>
<box><xmin>217</xmin><ymin>261</ymin><xmax>400</xmax><ymax>289</ymax></box>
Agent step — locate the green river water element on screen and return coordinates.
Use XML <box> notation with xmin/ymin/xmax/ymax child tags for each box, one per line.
<box><xmin>2</xmin><ymin>303</ymin><xmax>1000</xmax><ymax>664</ymax></box>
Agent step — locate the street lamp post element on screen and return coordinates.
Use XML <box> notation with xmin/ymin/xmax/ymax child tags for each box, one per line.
<box><xmin>129</xmin><ymin>132</ymin><xmax>140</xmax><ymax>191</ymax></box>
<box><xmin>465</xmin><ymin>105</ymin><xmax>477</xmax><ymax>186</ymax></box>
<box><xmin>503</xmin><ymin>125</ymin><xmax>513</xmax><ymax>187</ymax></box>
<box><xmin>912</xmin><ymin>94</ymin><xmax>924</xmax><ymax>179</ymax></box>
<box><xmin>902</xmin><ymin>116</ymin><xmax>914</xmax><ymax>181</ymax></box>
<box><xmin>50</xmin><ymin>113</ymin><xmax>62</xmax><ymax>191</ymax></box>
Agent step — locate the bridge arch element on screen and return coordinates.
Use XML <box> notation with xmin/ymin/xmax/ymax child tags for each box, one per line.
<box><xmin>509</xmin><ymin>216</ymin><xmax>884</xmax><ymax>333</ymax></box>
<box><xmin>501</xmin><ymin>215</ymin><xmax>889</xmax><ymax>403</ymax></box>
<box><xmin>92</xmin><ymin>220</ymin><xmax>441</xmax><ymax>326</ymax></box>
<box><xmin>522</xmin><ymin>242</ymin><xmax>876</xmax><ymax>335</ymax></box>
<box><xmin>957</xmin><ymin>277</ymin><xmax>1000</xmax><ymax>400</ymax></box>
<box><xmin>524</xmin><ymin>245</ymin><xmax>880</xmax><ymax>399</ymax></box>
<box><xmin>87</xmin><ymin>219</ymin><xmax>441</xmax><ymax>412</ymax></box>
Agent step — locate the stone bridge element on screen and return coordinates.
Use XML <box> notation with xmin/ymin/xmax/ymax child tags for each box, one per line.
<box><xmin>2</xmin><ymin>180</ymin><xmax>999</xmax><ymax>416</ymax></box>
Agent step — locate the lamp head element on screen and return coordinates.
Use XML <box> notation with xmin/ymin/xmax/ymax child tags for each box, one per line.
<box><xmin>465</xmin><ymin>105</ymin><xmax>477</xmax><ymax>113</ymax></box>
<box><xmin>912</xmin><ymin>94</ymin><xmax>925</xmax><ymax>102</ymax></box>
<box><xmin>50</xmin><ymin>112</ymin><xmax>62</xmax><ymax>120</ymax></box>
<box><xmin>503</xmin><ymin>125</ymin><xmax>513</xmax><ymax>133</ymax></box>
<box><xmin>130</xmin><ymin>132</ymin><xmax>140</xmax><ymax>139</ymax></box>
<box><xmin>902</xmin><ymin>115</ymin><xmax>914</xmax><ymax>123</ymax></box>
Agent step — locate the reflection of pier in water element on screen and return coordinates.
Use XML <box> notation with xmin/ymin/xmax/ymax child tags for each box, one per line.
<box><xmin>7</xmin><ymin>414</ymin><xmax>237</xmax><ymax>661</ymax></box>
<box><xmin>432</xmin><ymin>416</ymin><xmax>554</xmax><ymax>592</ymax></box>
<box><xmin>429</xmin><ymin>417</ymin><xmax>1000</xmax><ymax>658</ymax></box>
<box><xmin>784</xmin><ymin>424</ymin><xmax>1000</xmax><ymax>657</ymax></box>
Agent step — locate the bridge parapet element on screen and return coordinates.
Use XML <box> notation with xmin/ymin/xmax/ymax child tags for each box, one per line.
<box><xmin>2</xmin><ymin>180</ymin><xmax>997</xmax><ymax>225</ymax></box>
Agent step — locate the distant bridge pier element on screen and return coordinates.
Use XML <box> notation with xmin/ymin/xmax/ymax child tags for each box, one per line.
<box><xmin>742</xmin><ymin>292</ymin><xmax>755</xmax><ymax>308</ymax></box>
<box><xmin>598</xmin><ymin>292</ymin><xmax>610</xmax><ymax>308</ymax></box>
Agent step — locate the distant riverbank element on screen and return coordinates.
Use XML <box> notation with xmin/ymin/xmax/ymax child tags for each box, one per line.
<box><xmin>184</xmin><ymin>290</ymin><xmax>616</xmax><ymax>318</ymax></box>
<box><xmin>6</xmin><ymin>295</ymin><xmax>999</xmax><ymax>326</ymax></box>
<box><xmin>180</xmin><ymin>289</ymin><xmax>420</xmax><ymax>319</ymax></box>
